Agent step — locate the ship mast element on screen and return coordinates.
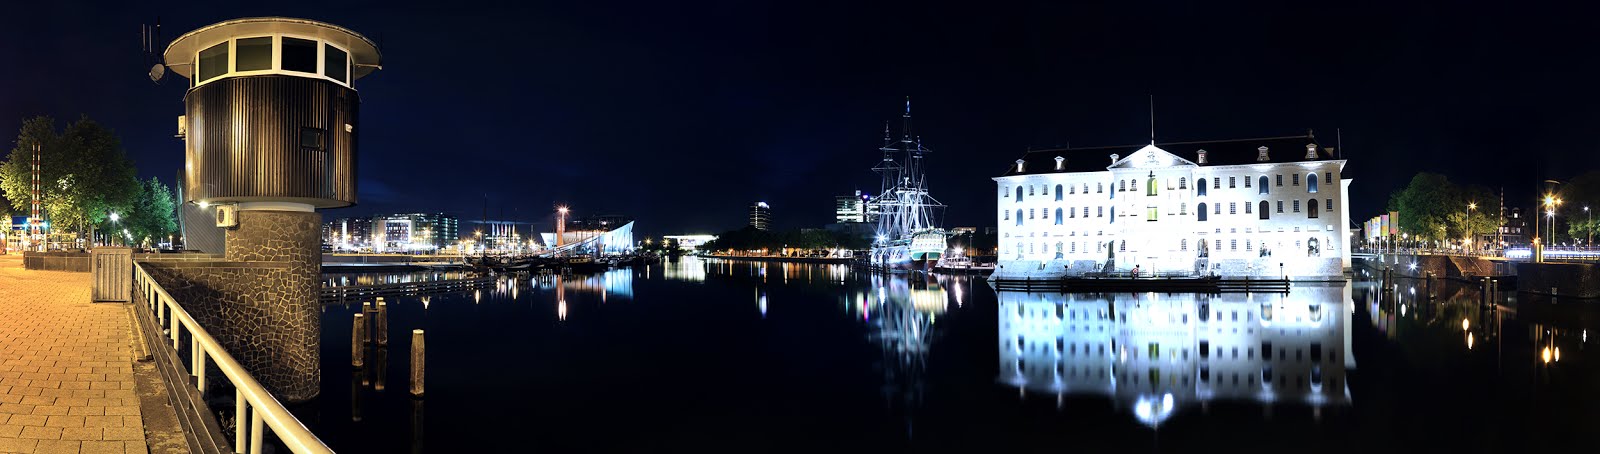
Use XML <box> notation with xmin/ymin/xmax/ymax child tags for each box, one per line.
<box><xmin>870</xmin><ymin>98</ymin><xmax>945</xmax><ymax>245</ymax></box>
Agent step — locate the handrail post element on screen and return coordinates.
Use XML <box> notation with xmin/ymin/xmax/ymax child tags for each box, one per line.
<box><xmin>250</xmin><ymin>407</ymin><xmax>264</xmax><ymax>454</ymax></box>
<box><xmin>235</xmin><ymin>389</ymin><xmax>247</xmax><ymax>454</ymax></box>
<box><xmin>171</xmin><ymin>311</ymin><xmax>180</xmax><ymax>349</ymax></box>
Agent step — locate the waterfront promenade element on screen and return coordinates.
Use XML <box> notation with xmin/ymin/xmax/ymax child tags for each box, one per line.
<box><xmin>0</xmin><ymin>255</ymin><xmax>185</xmax><ymax>454</ymax></box>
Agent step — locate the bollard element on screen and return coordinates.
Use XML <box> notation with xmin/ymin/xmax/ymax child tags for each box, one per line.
<box><xmin>410</xmin><ymin>329</ymin><xmax>425</xmax><ymax>396</ymax></box>
<box><xmin>352</xmin><ymin>313</ymin><xmax>366</xmax><ymax>368</ymax></box>
<box><xmin>376</xmin><ymin>300</ymin><xmax>389</xmax><ymax>346</ymax></box>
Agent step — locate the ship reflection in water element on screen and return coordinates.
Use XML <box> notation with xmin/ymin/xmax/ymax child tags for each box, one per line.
<box><xmin>997</xmin><ymin>285</ymin><xmax>1355</xmax><ymax>427</ymax></box>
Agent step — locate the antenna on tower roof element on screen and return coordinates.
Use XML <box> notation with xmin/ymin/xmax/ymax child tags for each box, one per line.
<box><xmin>1148</xmin><ymin>94</ymin><xmax>1155</xmax><ymax>144</ymax></box>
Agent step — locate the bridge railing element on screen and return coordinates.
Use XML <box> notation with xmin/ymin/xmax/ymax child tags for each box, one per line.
<box><xmin>133</xmin><ymin>262</ymin><xmax>333</xmax><ymax>454</ymax></box>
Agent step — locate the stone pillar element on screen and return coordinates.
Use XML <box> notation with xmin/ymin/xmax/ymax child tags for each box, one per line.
<box><xmin>224</xmin><ymin>209</ymin><xmax>322</xmax><ymax>402</ymax></box>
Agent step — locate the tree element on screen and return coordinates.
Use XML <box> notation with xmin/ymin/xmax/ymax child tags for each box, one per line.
<box><xmin>0</xmin><ymin>116</ymin><xmax>140</xmax><ymax>246</ymax></box>
<box><xmin>124</xmin><ymin>177</ymin><xmax>177</xmax><ymax>246</ymax></box>
<box><xmin>1388</xmin><ymin>173</ymin><xmax>1460</xmax><ymax>242</ymax></box>
<box><xmin>1559</xmin><ymin>171</ymin><xmax>1600</xmax><ymax>245</ymax></box>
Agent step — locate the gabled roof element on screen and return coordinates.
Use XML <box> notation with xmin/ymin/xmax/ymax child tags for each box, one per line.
<box><xmin>999</xmin><ymin>133</ymin><xmax>1335</xmax><ymax>177</ymax></box>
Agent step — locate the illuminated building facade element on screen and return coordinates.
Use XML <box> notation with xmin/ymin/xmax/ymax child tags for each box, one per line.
<box><xmin>835</xmin><ymin>190</ymin><xmax>871</xmax><ymax>223</ymax></box>
<box><xmin>323</xmin><ymin>217</ymin><xmax>373</xmax><ymax>251</ymax></box>
<box><xmin>323</xmin><ymin>213</ymin><xmax>455</xmax><ymax>252</ymax></box>
<box><xmin>997</xmin><ymin>286</ymin><xmax>1353</xmax><ymax>427</ymax></box>
<box><xmin>541</xmin><ymin>216</ymin><xmax>635</xmax><ymax>256</ymax></box>
<box><xmin>750</xmin><ymin>202</ymin><xmax>771</xmax><ymax>231</ymax></box>
<box><xmin>993</xmin><ymin>134</ymin><xmax>1351</xmax><ymax>280</ymax></box>
<box><xmin>662</xmin><ymin>234</ymin><xmax>718</xmax><ymax>251</ymax></box>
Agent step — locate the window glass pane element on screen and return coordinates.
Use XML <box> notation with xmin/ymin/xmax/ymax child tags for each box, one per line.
<box><xmin>282</xmin><ymin>38</ymin><xmax>318</xmax><ymax>73</ymax></box>
<box><xmin>301</xmin><ymin>127</ymin><xmax>325</xmax><ymax>150</ymax></box>
<box><xmin>198</xmin><ymin>42</ymin><xmax>229</xmax><ymax>81</ymax></box>
<box><xmin>324</xmin><ymin>44</ymin><xmax>348</xmax><ymax>82</ymax></box>
<box><xmin>236</xmin><ymin>37</ymin><xmax>272</xmax><ymax>71</ymax></box>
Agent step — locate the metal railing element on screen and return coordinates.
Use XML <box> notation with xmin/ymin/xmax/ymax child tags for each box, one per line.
<box><xmin>133</xmin><ymin>262</ymin><xmax>333</xmax><ymax>454</ymax></box>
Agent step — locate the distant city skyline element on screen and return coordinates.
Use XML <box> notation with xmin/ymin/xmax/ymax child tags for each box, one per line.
<box><xmin>4</xmin><ymin>2</ymin><xmax>1598</xmax><ymax>234</ymax></box>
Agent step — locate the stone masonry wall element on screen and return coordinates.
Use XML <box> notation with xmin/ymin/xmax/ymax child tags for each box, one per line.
<box><xmin>141</xmin><ymin>210</ymin><xmax>322</xmax><ymax>402</ymax></box>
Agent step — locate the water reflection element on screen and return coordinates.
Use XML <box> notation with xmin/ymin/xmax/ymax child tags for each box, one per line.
<box><xmin>997</xmin><ymin>285</ymin><xmax>1355</xmax><ymax>427</ymax></box>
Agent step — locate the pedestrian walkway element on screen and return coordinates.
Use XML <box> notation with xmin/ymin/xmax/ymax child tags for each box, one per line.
<box><xmin>0</xmin><ymin>255</ymin><xmax>180</xmax><ymax>454</ymax></box>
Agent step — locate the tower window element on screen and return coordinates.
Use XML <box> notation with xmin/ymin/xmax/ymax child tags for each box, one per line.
<box><xmin>198</xmin><ymin>42</ymin><xmax>229</xmax><ymax>82</ymax></box>
<box><xmin>324</xmin><ymin>43</ymin><xmax>349</xmax><ymax>83</ymax></box>
<box><xmin>235</xmin><ymin>37</ymin><xmax>272</xmax><ymax>71</ymax></box>
<box><xmin>282</xmin><ymin>37</ymin><xmax>319</xmax><ymax>73</ymax></box>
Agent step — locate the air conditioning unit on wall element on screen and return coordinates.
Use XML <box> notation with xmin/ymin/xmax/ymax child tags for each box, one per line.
<box><xmin>215</xmin><ymin>204</ymin><xmax>238</xmax><ymax>228</ymax></box>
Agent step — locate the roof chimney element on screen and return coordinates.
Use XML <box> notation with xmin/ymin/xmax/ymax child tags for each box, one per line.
<box><xmin>1256</xmin><ymin>146</ymin><xmax>1270</xmax><ymax>162</ymax></box>
<box><xmin>1304</xmin><ymin>143</ymin><xmax>1318</xmax><ymax>160</ymax></box>
<box><xmin>1054</xmin><ymin>156</ymin><xmax>1065</xmax><ymax>171</ymax></box>
<box><xmin>1015</xmin><ymin>159</ymin><xmax>1026</xmax><ymax>173</ymax></box>
<box><xmin>1109</xmin><ymin>154</ymin><xmax>1120</xmax><ymax>165</ymax></box>
<box><xmin>1197</xmin><ymin>149</ymin><xmax>1208</xmax><ymax>165</ymax></box>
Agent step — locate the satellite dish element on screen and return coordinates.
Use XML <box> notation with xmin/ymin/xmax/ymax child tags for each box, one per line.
<box><xmin>149</xmin><ymin>63</ymin><xmax>165</xmax><ymax>83</ymax></box>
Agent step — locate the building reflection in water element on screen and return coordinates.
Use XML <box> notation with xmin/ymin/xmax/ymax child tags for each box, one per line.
<box><xmin>997</xmin><ymin>285</ymin><xmax>1354</xmax><ymax>427</ymax></box>
<box><xmin>530</xmin><ymin>268</ymin><xmax>634</xmax><ymax>301</ymax></box>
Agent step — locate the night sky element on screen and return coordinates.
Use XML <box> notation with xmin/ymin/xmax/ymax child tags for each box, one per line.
<box><xmin>3</xmin><ymin>1</ymin><xmax>1597</xmax><ymax>236</ymax></box>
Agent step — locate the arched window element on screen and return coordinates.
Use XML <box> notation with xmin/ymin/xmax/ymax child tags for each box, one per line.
<box><xmin>1197</xmin><ymin>179</ymin><xmax>1208</xmax><ymax>196</ymax></box>
<box><xmin>1109</xmin><ymin>206</ymin><xmax>1115</xmax><ymax>223</ymax></box>
<box><xmin>1308</xmin><ymin>173</ymin><xmax>1319</xmax><ymax>193</ymax></box>
<box><xmin>1259</xmin><ymin>201</ymin><xmax>1270</xmax><ymax>220</ymax></box>
<box><xmin>1259</xmin><ymin>176</ymin><xmax>1269</xmax><ymax>195</ymax></box>
<box><xmin>1055</xmin><ymin>208</ymin><xmax>1063</xmax><ymax>225</ymax></box>
<box><xmin>1308</xmin><ymin>199</ymin><xmax>1319</xmax><ymax>218</ymax></box>
<box><xmin>1016</xmin><ymin>186</ymin><xmax>1023</xmax><ymax>202</ymax></box>
<box><xmin>1197</xmin><ymin>203</ymin><xmax>1208</xmax><ymax>221</ymax></box>
<box><xmin>1119</xmin><ymin>180</ymin><xmax>1126</xmax><ymax>192</ymax></box>
<box><xmin>1179</xmin><ymin>177</ymin><xmax>1188</xmax><ymax>189</ymax></box>
<box><xmin>1147</xmin><ymin>178</ymin><xmax>1158</xmax><ymax>196</ymax></box>
<box><xmin>1055</xmin><ymin>185</ymin><xmax>1064</xmax><ymax>201</ymax></box>
<box><xmin>1016</xmin><ymin>209</ymin><xmax>1023</xmax><ymax>225</ymax></box>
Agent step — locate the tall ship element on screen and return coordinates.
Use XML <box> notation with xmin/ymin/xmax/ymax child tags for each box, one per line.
<box><xmin>868</xmin><ymin>100</ymin><xmax>948</xmax><ymax>272</ymax></box>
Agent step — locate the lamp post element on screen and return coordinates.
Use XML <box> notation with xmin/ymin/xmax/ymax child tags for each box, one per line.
<box><xmin>1467</xmin><ymin>202</ymin><xmax>1476</xmax><ymax>253</ymax></box>
<box><xmin>1586</xmin><ymin>206</ymin><xmax>1592</xmax><ymax>250</ymax></box>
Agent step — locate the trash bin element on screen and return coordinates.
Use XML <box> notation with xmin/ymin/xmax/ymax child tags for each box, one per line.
<box><xmin>91</xmin><ymin>247</ymin><xmax>132</xmax><ymax>302</ymax></box>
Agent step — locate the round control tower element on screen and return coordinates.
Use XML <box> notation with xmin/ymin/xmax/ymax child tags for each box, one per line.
<box><xmin>162</xmin><ymin>17</ymin><xmax>381</xmax><ymax>402</ymax></box>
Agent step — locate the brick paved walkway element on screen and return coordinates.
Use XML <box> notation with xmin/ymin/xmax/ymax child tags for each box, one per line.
<box><xmin>0</xmin><ymin>255</ymin><xmax>150</xmax><ymax>454</ymax></box>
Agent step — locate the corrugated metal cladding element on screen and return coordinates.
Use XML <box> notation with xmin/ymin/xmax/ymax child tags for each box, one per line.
<box><xmin>185</xmin><ymin>75</ymin><xmax>359</xmax><ymax>208</ymax></box>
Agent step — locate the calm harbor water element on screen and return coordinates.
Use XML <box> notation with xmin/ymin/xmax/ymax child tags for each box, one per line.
<box><xmin>295</xmin><ymin>257</ymin><xmax>1600</xmax><ymax>453</ymax></box>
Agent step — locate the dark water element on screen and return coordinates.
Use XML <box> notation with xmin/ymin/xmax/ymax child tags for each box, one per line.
<box><xmin>293</xmin><ymin>258</ymin><xmax>1600</xmax><ymax>453</ymax></box>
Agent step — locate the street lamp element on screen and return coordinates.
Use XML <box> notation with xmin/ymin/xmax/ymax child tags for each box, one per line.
<box><xmin>1466</xmin><ymin>202</ymin><xmax>1476</xmax><ymax>253</ymax></box>
<box><xmin>1586</xmin><ymin>206</ymin><xmax>1592</xmax><ymax>249</ymax></box>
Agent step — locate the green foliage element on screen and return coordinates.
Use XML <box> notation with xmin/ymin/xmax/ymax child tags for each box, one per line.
<box><xmin>701</xmin><ymin>226</ymin><xmax>869</xmax><ymax>252</ymax></box>
<box><xmin>1387</xmin><ymin>173</ymin><xmax>1498</xmax><ymax>243</ymax></box>
<box><xmin>0</xmin><ymin>116</ymin><xmax>140</xmax><ymax>241</ymax></box>
<box><xmin>1559</xmin><ymin>171</ymin><xmax>1600</xmax><ymax>244</ymax></box>
<box><xmin>123</xmin><ymin>177</ymin><xmax>178</xmax><ymax>245</ymax></box>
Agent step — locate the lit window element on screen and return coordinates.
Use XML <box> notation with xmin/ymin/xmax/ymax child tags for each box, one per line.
<box><xmin>1147</xmin><ymin>206</ymin><xmax>1158</xmax><ymax>221</ymax></box>
<box><xmin>198</xmin><ymin>42</ymin><xmax>229</xmax><ymax>82</ymax></box>
<box><xmin>1308</xmin><ymin>173</ymin><xmax>1319</xmax><ymax>193</ymax></box>
<box><xmin>1055</xmin><ymin>208</ymin><xmax>1063</xmax><ymax>224</ymax></box>
<box><xmin>236</xmin><ymin>37</ymin><xmax>272</xmax><ymax>71</ymax></box>
<box><xmin>1147</xmin><ymin>178</ymin><xmax>1158</xmax><ymax>196</ymax></box>
<box><xmin>282</xmin><ymin>37</ymin><xmax>318</xmax><ymax>73</ymax></box>
<box><xmin>1055</xmin><ymin>185</ymin><xmax>1064</xmax><ymax>201</ymax></box>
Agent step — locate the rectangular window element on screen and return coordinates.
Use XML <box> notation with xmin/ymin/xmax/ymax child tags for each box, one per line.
<box><xmin>300</xmin><ymin>127</ymin><xmax>325</xmax><ymax>150</ymax></box>
<box><xmin>1148</xmin><ymin>206</ymin><xmax>1158</xmax><ymax>221</ymax></box>
<box><xmin>1214</xmin><ymin>203</ymin><xmax>1220</xmax><ymax>215</ymax></box>
<box><xmin>1098</xmin><ymin>207</ymin><xmax>1103</xmax><ymax>217</ymax></box>
<box><xmin>1245</xmin><ymin>177</ymin><xmax>1252</xmax><ymax>188</ymax></box>
<box><xmin>1326</xmin><ymin>199</ymin><xmax>1333</xmax><ymax>210</ymax></box>
<box><xmin>1004</xmin><ymin>211</ymin><xmax>1010</xmax><ymax>220</ymax></box>
<box><xmin>1276</xmin><ymin>174</ymin><xmax>1283</xmax><ymax>187</ymax></box>
<box><xmin>1247</xmin><ymin>240</ymin><xmax>1253</xmax><ymax>251</ymax></box>
<box><xmin>198</xmin><ymin>42</ymin><xmax>229</xmax><ymax>81</ymax></box>
<box><xmin>1213</xmin><ymin>179</ymin><xmax>1220</xmax><ymax>189</ymax></box>
<box><xmin>1293</xmin><ymin>174</ymin><xmax>1301</xmax><ymax>186</ymax></box>
<box><xmin>1229</xmin><ymin>177</ymin><xmax>1236</xmax><ymax>188</ymax></box>
<box><xmin>1029</xmin><ymin>185</ymin><xmax>1035</xmax><ymax>195</ymax></box>
<box><xmin>282</xmin><ymin>37</ymin><xmax>318</xmax><ymax>73</ymax></box>
<box><xmin>324</xmin><ymin>44</ymin><xmax>349</xmax><ymax>83</ymax></box>
<box><xmin>1229</xmin><ymin>202</ymin><xmax>1237</xmax><ymax>214</ymax></box>
<box><xmin>1325</xmin><ymin>172</ymin><xmax>1333</xmax><ymax>185</ymax></box>
<box><xmin>1277</xmin><ymin>201</ymin><xmax>1284</xmax><ymax>213</ymax></box>
<box><xmin>1215</xmin><ymin>239</ymin><xmax>1221</xmax><ymax>251</ymax></box>
<box><xmin>1246</xmin><ymin>202</ymin><xmax>1252</xmax><ymax>214</ymax></box>
<box><xmin>1180</xmin><ymin>202</ymin><xmax>1187</xmax><ymax>215</ymax></box>
<box><xmin>1231</xmin><ymin>239</ymin><xmax>1237</xmax><ymax>250</ymax></box>
<box><xmin>235</xmin><ymin>37</ymin><xmax>272</xmax><ymax>71</ymax></box>
<box><xmin>1293</xmin><ymin>200</ymin><xmax>1301</xmax><ymax>212</ymax></box>
<box><xmin>1029</xmin><ymin>209</ymin><xmax>1035</xmax><ymax>219</ymax></box>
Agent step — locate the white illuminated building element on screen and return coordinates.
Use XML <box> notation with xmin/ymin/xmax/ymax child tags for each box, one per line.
<box><xmin>997</xmin><ymin>285</ymin><xmax>1354</xmax><ymax>426</ymax></box>
<box><xmin>992</xmin><ymin>134</ymin><xmax>1351</xmax><ymax>280</ymax></box>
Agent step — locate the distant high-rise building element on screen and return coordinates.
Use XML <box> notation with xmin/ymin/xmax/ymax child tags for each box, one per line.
<box><xmin>835</xmin><ymin>191</ymin><xmax>869</xmax><ymax>223</ymax></box>
<box><xmin>750</xmin><ymin>202</ymin><xmax>772</xmax><ymax>231</ymax></box>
